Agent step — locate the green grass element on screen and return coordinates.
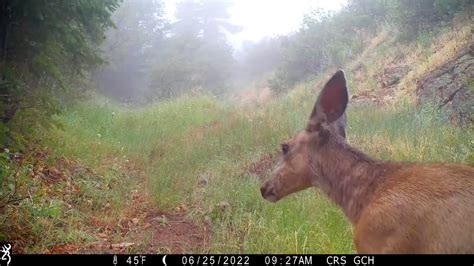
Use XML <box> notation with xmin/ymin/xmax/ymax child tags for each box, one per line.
<box><xmin>38</xmin><ymin>83</ymin><xmax>473</xmax><ymax>253</ymax></box>
<box><xmin>5</xmin><ymin>18</ymin><xmax>472</xmax><ymax>252</ymax></box>
<box><xmin>1</xmin><ymin>11</ymin><xmax>472</xmax><ymax>253</ymax></box>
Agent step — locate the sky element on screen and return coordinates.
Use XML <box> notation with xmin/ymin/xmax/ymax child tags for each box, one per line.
<box><xmin>163</xmin><ymin>0</ymin><xmax>348</xmax><ymax>48</ymax></box>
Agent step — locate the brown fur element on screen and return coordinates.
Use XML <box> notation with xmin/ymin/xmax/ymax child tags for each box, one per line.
<box><xmin>260</xmin><ymin>69</ymin><xmax>474</xmax><ymax>253</ymax></box>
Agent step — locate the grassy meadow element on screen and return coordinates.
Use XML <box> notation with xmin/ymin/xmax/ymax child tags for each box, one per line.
<box><xmin>2</xmin><ymin>15</ymin><xmax>472</xmax><ymax>253</ymax></box>
<box><xmin>39</xmin><ymin>85</ymin><xmax>472</xmax><ymax>253</ymax></box>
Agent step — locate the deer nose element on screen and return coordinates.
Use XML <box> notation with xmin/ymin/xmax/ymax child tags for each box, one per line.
<box><xmin>260</xmin><ymin>183</ymin><xmax>268</xmax><ymax>197</ymax></box>
<box><xmin>260</xmin><ymin>181</ymin><xmax>278</xmax><ymax>202</ymax></box>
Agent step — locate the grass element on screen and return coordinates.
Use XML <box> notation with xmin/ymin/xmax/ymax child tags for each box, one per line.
<box><xmin>1</xmin><ymin>12</ymin><xmax>472</xmax><ymax>253</ymax></box>
<box><xmin>2</xmin><ymin>78</ymin><xmax>472</xmax><ymax>253</ymax></box>
<box><xmin>34</xmin><ymin>83</ymin><xmax>471</xmax><ymax>253</ymax></box>
<box><xmin>344</xmin><ymin>10</ymin><xmax>472</xmax><ymax>105</ymax></box>
<box><xmin>394</xmin><ymin>12</ymin><xmax>472</xmax><ymax>104</ymax></box>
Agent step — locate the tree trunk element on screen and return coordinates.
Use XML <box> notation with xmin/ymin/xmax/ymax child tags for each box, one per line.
<box><xmin>0</xmin><ymin>0</ymin><xmax>17</xmax><ymax>123</ymax></box>
<box><xmin>0</xmin><ymin>0</ymin><xmax>9</xmax><ymax>67</ymax></box>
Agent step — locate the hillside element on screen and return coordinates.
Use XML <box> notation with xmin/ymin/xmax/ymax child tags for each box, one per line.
<box><xmin>1</xmin><ymin>11</ymin><xmax>473</xmax><ymax>254</ymax></box>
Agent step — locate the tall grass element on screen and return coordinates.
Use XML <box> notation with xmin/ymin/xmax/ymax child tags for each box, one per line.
<box><xmin>38</xmin><ymin>14</ymin><xmax>473</xmax><ymax>253</ymax></box>
<box><xmin>45</xmin><ymin>84</ymin><xmax>473</xmax><ymax>253</ymax></box>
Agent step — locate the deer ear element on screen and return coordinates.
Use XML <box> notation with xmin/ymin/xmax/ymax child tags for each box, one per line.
<box><xmin>308</xmin><ymin>69</ymin><xmax>348</xmax><ymax>128</ymax></box>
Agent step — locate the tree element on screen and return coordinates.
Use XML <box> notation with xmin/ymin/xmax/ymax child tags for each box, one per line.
<box><xmin>388</xmin><ymin>0</ymin><xmax>470</xmax><ymax>39</ymax></box>
<box><xmin>270</xmin><ymin>8</ymin><xmax>362</xmax><ymax>91</ymax></box>
<box><xmin>236</xmin><ymin>37</ymin><xmax>285</xmax><ymax>85</ymax></box>
<box><xmin>0</xmin><ymin>0</ymin><xmax>120</xmax><ymax>134</ymax></box>
<box><xmin>95</xmin><ymin>0</ymin><xmax>168</xmax><ymax>102</ymax></box>
<box><xmin>268</xmin><ymin>0</ymin><xmax>470</xmax><ymax>92</ymax></box>
<box><xmin>149</xmin><ymin>0</ymin><xmax>240</xmax><ymax>99</ymax></box>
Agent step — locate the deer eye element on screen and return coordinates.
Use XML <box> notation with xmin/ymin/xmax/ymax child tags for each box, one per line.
<box><xmin>281</xmin><ymin>143</ymin><xmax>290</xmax><ymax>155</ymax></box>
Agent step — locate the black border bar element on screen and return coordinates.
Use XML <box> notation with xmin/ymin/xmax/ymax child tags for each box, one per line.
<box><xmin>8</xmin><ymin>254</ymin><xmax>474</xmax><ymax>266</ymax></box>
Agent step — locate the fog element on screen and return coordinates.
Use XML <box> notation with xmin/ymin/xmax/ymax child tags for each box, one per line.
<box><xmin>2</xmin><ymin>0</ymin><xmax>471</xmax><ymax>254</ymax></box>
<box><xmin>164</xmin><ymin>0</ymin><xmax>347</xmax><ymax>47</ymax></box>
<box><xmin>95</xmin><ymin>0</ymin><xmax>348</xmax><ymax>102</ymax></box>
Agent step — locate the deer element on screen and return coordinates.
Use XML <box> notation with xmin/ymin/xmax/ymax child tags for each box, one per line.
<box><xmin>260</xmin><ymin>69</ymin><xmax>474</xmax><ymax>253</ymax></box>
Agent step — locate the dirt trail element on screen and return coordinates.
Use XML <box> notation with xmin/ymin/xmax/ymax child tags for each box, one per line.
<box><xmin>9</xmin><ymin>129</ymin><xmax>276</xmax><ymax>254</ymax></box>
<box><xmin>68</xmin><ymin>186</ymin><xmax>211</xmax><ymax>254</ymax></box>
<box><xmin>5</xmin><ymin>148</ymin><xmax>211</xmax><ymax>254</ymax></box>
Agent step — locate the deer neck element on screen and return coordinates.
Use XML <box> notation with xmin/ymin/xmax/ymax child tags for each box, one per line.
<box><xmin>310</xmin><ymin>136</ymin><xmax>395</xmax><ymax>224</ymax></box>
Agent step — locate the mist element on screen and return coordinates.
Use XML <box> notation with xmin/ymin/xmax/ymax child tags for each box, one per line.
<box><xmin>1</xmin><ymin>0</ymin><xmax>472</xmax><ymax>255</ymax></box>
<box><xmin>94</xmin><ymin>0</ymin><xmax>348</xmax><ymax>103</ymax></box>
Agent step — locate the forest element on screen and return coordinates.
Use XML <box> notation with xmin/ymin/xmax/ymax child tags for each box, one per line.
<box><xmin>0</xmin><ymin>0</ymin><xmax>472</xmax><ymax>254</ymax></box>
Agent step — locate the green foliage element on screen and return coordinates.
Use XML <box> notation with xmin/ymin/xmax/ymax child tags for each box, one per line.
<box><xmin>0</xmin><ymin>150</ymin><xmax>11</xmax><ymax>191</ymax></box>
<box><xmin>95</xmin><ymin>0</ymin><xmax>167</xmax><ymax>102</ymax></box>
<box><xmin>4</xmin><ymin>0</ymin><xmax>120</xmax><ymax>72</ymax></box>
<box><xmin>41</xmin><ymin>86</ymin><xmax>473</xmax><ymax>252</ymax></box>
<box><xmin>435</xmin><ymin>0</ymin><xmax>469</xmax><ymax>13</ymax></box>
<box><xmin>236</xmin><ymin>37</ymin><xmax>285</xmax><ymax>87</ymax></box>
<box><xmin>1</xmin><ymin>0</ymin><xmax>472</xmax><ymax>254</ymax></box>
<box><xmin>0</xmin><ymin>0</ymin><xmax>121</xmax><ymax>145</ymax></box>
<box><xmin>268</xmin><ymin>0</ymin><xmax>471</xmax><ymax>91</ymax></box>
<box><xmin>148</xmin><ymin>0</ymin><xmax>240</xmax><ymax>99</ymax></box>
<box><xmin>268</xmin><ymin>3</ymin><xmax>384</xmax><ymax>90</ymax></box>
<box><xmin>385</xmin><ymin>0</ymin><xmax>470</xmax><ymax>40</ymax></box>
<box><xmin>96</xmin><ymin>0</ymin><xmax>239</xmax><ymax>101</ymax></box>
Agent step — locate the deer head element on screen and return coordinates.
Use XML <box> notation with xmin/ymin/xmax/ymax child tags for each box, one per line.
<box><xmin>260</xmin><ymin>69</ymin><xmax>349</xmax><ymax>202</ymax></box>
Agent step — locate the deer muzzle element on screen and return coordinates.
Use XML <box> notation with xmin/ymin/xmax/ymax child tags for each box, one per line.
<box><xmin>260</xmin><ymin>179</ymin><xmax>279</xmax><ymax>203</ymax></box>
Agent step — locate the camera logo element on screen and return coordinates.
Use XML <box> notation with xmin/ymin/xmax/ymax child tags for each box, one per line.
<box><xmin>0</xmin><ymin>243</ymin><xmax>11</xmax><ymax>266</ymax></box>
